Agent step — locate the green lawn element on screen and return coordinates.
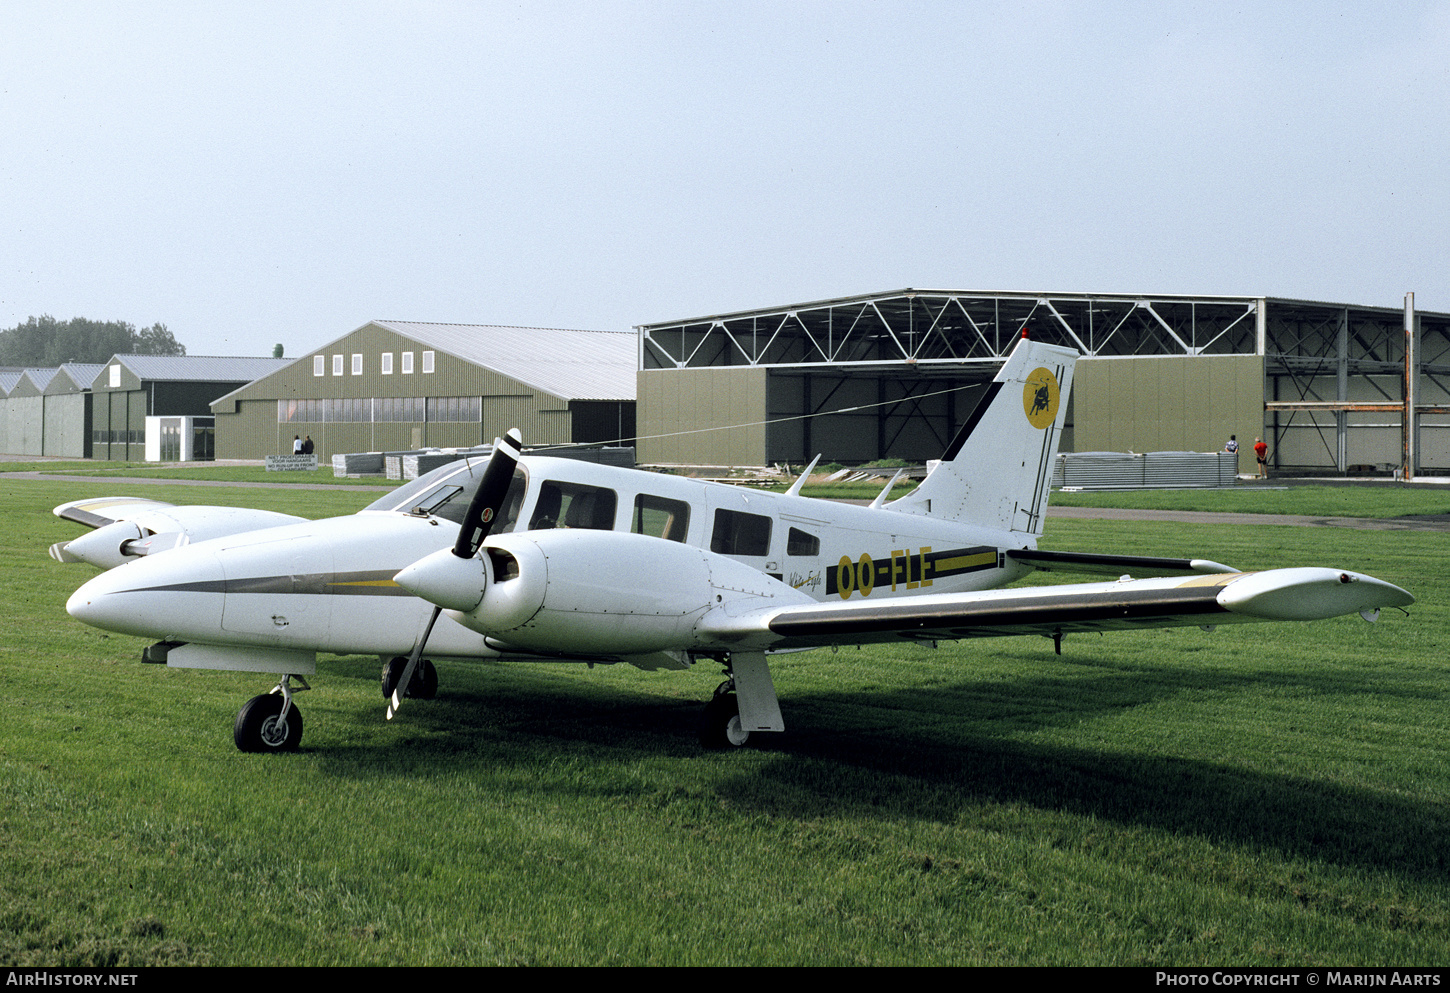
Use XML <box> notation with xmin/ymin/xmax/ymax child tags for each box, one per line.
<box><xmin>1051</xmin><ymin>483</ymin><xmax>1450</xmax><ymax>519</ymax></box>
<box><xmin>2</xmin><ymin>479</ymin><xmax>1444</xmax><ymax>965</ymax></box>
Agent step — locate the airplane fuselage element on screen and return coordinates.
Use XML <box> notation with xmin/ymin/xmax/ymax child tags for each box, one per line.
<box><xmin>67</xmin><ymin>454</ymin><xmax>1039</xmax><ymax>670</ymax></box>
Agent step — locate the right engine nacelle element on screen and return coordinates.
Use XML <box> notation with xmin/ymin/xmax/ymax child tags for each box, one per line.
<box><xmin>395</xmin><ymin>529</ymin><xmax>811</xmax><ymax>659</ymax></box>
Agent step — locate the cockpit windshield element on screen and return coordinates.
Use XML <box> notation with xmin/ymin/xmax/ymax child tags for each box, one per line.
<box><xmin>361</xmin><ymin>458</ymin><xmax>528</xmax><ymax>533</ymax></box>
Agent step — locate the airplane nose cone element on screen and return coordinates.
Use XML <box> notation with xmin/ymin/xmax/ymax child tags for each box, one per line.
<box><xmin>65</xmin><ymin>566</ymin><xmax>156</xmax><ymax>636</ymax></box>
<box><xmin>65</xmin><ymin>548</ymin><xmax>225</xmax><ymax>640</ymax></box>
<box><xmin>393</xmin><ymin>549</ymin><xmax>487</xmax><ymax>612</ymax></box>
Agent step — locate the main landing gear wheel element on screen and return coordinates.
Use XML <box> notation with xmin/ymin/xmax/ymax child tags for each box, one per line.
<box><xmin>381</xmin><ymin>656</ymin><xmax>438</xmax><ymax>701</ymax></box>
<box><xmin>699</xmin><ymin>692</ymin><xmax>751</xmax><ymax>749</ymax></box>
<box><xmin>234</xmin><ymin>693</ymin><xmax>303</xmax><ymax>753</ymax></box>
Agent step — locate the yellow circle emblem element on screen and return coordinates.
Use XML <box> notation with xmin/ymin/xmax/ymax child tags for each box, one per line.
<box><xmin>1022</xmin><ymin>367</ymin><xmax>1060</xmax><ymax>429</ymax></box>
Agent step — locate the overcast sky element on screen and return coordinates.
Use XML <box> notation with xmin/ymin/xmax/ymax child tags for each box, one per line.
<box><xmin>3</xmin><ymin>1</ymin><xmax>1447</xmax><ymax>358</ymax></box>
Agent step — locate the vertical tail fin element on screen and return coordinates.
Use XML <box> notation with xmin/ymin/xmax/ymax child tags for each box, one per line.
<box><xmin>891</xmin><ymin>333</ymin><xmax>1077</xmax><ymax>535</ymax></box>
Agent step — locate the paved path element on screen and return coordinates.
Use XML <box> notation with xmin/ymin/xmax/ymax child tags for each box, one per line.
<box><xmin>5</xmin><ymin>471</ymin><xmax>395</xmax><ymax>493</ymax></box>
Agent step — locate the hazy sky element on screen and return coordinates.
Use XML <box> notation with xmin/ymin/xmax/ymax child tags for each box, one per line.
<box><xmin>3</xmin><ymin>1</ymin><xmax>1447</xmax><ymax>358</ymax></box>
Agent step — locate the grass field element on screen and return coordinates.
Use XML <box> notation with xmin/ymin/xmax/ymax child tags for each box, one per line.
<box><xmin>2</xmin><ymin>478</ymin><xmax>1446</xmax><ymax>965</ymax></box>
<box><xmin>1052</xmin><ymin>484</ymin><xmax>1450</xmax><ymax>519</ymax></box>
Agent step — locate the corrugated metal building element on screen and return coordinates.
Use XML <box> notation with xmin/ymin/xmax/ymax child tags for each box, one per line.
<box><xmin>4</xmin><ymin>368</ymin><xmax>60</xmax><ymax>456</ymax></box>
<box><xmin>637</xmin><ymin>289</ymin><xmax>1450</xmax><ymax>474</ymax></box>
<box><xmin>211</xmin><ymin>321</ymin><xmax>636</xmax><ymax>459</ymax></box>
<box><xmin>40</xmin><ymin>364</ymin><xmax>106</xmax><ymax>457</ymax></box>
<box><xmin>0</xmin><ymin>370</ymin><xmax>26</xmax><ymax>454</ymax></box>
<box><xmin>89</xmin><ymin>355</ymin><xmax>291</xmax><ymax>460</ymax></box>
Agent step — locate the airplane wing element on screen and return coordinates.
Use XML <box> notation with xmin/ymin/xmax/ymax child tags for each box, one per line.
<box><xmin>697</xmin><ymin>568</ymin><xmax>1414</xmax><ymax>652</ymax></box>
<box><xmin>53</xmin><ymin>495</ymin><xmax>178</xmax><ymax>530</ymax></box>
<box><xmin>51</xmin><ymin>496</ymin><xmax>307</xmax><ymax>568</ymax></box>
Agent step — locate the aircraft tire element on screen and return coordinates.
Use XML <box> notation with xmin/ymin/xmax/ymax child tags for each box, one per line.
<box><xmin>381</xmin><ymin>657</ymin><xmax>405</xmax><ymax>699</ymax></box>
<box><xmin>381</xmin><ymin>657</ymin><xmax>438</xmax><ymax>701</ymax></box>
<box><xmin>234</xmin><ymin>694</ymin><xmax>303</xmax><ymax>753</ymax></box>
<box><xmin>416</xmin><ymin>659</ymin><xmax>439</xmax><ymax>700</ymax></box>
<box><xmin>699</xmin><ymin>693</ymin><xmax>750</xmax><ymax>749</ymax></box>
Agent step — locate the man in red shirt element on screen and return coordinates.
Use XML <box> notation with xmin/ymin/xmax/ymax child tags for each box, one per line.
<box><xmin>1254</xmin><ymin>437</ymin><xmax>1269</xmax><ymax>478</ymax></box>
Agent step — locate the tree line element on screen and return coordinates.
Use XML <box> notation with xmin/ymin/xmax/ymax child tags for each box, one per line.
<box><xmin>0</xmin><ymin>316</ymin><xmax>186</xmax><ymax>367</ymax></box>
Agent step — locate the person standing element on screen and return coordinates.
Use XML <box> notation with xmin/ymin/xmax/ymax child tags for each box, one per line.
<box><xmin>293</xmin><ymin>434</ymin><xmax>302</xmax><ymax>454</ymax></box>
<box><xmin>1254</xmin><ymin>437</ymin><xmax>1268</xmax><ymax>478</ymax></box>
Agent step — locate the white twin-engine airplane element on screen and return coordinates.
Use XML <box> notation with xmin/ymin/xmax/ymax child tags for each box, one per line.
<box><xmin>55</xmin><ymin>334</ymin><xmax>1413</xmax><ymax>753</ymax></box>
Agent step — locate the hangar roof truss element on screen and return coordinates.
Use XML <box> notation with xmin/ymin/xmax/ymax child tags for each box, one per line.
<box><xmin>637</xmin><ymin>289</ymin><xmax>1268</xmax><ymax>371</ymax></box>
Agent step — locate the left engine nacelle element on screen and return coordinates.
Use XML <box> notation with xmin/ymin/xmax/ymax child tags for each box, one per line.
<box><xmin>52</xmin><ymin>503</ymin><xmax>307</xmax><ymax>570</ymax></box>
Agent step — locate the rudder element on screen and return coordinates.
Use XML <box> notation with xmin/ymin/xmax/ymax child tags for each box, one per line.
<box><xmin>891</xmin><ymin>332</ymin><xmax>1077</xmax><ymax>534</ymax></box>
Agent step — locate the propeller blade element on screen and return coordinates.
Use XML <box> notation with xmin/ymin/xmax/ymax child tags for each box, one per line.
<box><xmin>391</xmin><ymin>428</ymin><xmax>520</xmax><ymax>722</ymax></box>
<box><xmin>387</xmin><ymin>605</ymin><xmax>442</xmax><ymax>721</ymax></box>
<box><xmin>453</xmin><ymin>429</ymin><xmax>522</xmax><ymax>559</ymax></box>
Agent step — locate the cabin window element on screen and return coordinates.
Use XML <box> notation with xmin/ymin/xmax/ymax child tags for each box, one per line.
<box><xmin>530</xmin><ymin>481</ymin><xmax>618</xmax><ymax>531</ymax></box>
<box><xmin>351</xmin><ymin>353</ymin><xmax>363</xmax><ymax>375</ymax></box>
<box><xmin>632</xmin><ymin>494</ymin><xmax>690</xmax><ymax>542</ymax></box>
<box><xmin>332</xmin><ymin>354</ymin><xmax>343</xmax><ymax>376</ymax></box>
<box><xmin>313</xmin><ymin>355</ymin><xmax>325</xmax><ymax>376</ymax></box>
<box><xmin>711</xmin><ymin>509</ymin><xmax>772</xmax><ymax>557</ymax></box>
<box><xmin>402</xmin><ymin>351</ymin><xmax>414</xmax><ymax>374</ymax></box>
<box><xmin>422</xmin><ymin>350</ymin><xmax>435</xmax><ymax>373</ymax></box>
<box><xmin>381</xmin><ymin>352</ymin><xmax>393</xmax><ymax>375</ymax></box>
<box><xmin>787</xmin><ymin>527</ymin><xmax>820</xmax><ymax>556</ymax></box>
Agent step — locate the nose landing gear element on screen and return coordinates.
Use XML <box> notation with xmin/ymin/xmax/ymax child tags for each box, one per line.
<box><xmin>234</xmin><ymin>675</ymin><xmax>308</xmax><ymax>752</ymax></box>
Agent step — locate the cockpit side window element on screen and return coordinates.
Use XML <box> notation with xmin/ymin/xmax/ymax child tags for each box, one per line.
<box><xmin>529</xmin><ymin>481</ymin><xmax>618</xmax><ymax>530</ymax></box>
<box><xmin>632</xmin><ymin>494</ymin><xmax>690</xmax><ymax>542</ymax></box>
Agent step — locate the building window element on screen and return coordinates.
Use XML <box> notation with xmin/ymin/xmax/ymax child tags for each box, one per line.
<box><xmin>313</xmin><ymin>355</ymin><xmax>325</xmax><ymax>377</ymax></box>
<box><xmin>381</xmin><ymin>353</ymin><xmax>393</xmax><ymax>375</ymax></box>
<box><xmin>109</xmin><ymin>364</ymin><xmax>121</xmax><ymax>388</ymax></box>
<box><xmin>401</xmin><ymin>351</ymin><xmax>414</xmax><ymax>374</ymax></box>
<box><xmin>422</xmin><ymin>350</ymin><xmax>435</xmax><ymax>373</ymax></box>
<box><xmin>351</xmin><ymin>354</ymin><xmax>363</xmax><ymax>375</ymax></box>
<box><xmin>332</xmin><ymin>354</ymin><xmax>343</xmax><ymax>376</ymax></box>
<box><xmin>424</xmin><ymin>396</ymin><xmax>480</xmax><ymax>422</ymax></box>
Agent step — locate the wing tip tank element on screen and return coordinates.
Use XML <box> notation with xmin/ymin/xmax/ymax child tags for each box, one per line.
<box><xmin>1217</xmin><ymin>567</ymin><xmax>1413</xmax><ymax>622</ymax></box>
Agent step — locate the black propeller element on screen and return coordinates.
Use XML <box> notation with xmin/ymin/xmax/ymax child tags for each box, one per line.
<box><xmin>388</xmin><ymin>429</ymin><xmax>522</xmax><ymax>721</ymax></box>
<box><xmin>453</xmin><ymin>428</ymin><xmax>523</xmax><ymax>559</ymax></box>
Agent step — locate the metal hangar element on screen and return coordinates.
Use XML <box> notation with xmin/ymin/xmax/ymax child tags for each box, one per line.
<box><xmin>212</xmin><ymin>321</ymin><xmax>637</xmax><ymax>460</ymax></box>
<box><xmin>635</xmin><ymin>289</ymin><xmax>1450</xmax><ymax>474</ymax></box>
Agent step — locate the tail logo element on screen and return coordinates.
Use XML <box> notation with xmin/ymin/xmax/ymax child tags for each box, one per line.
<box><xmin>1023</xmin><ymin>367</ymin><xmax>1060</xmax><ymax>429</ymax></box>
